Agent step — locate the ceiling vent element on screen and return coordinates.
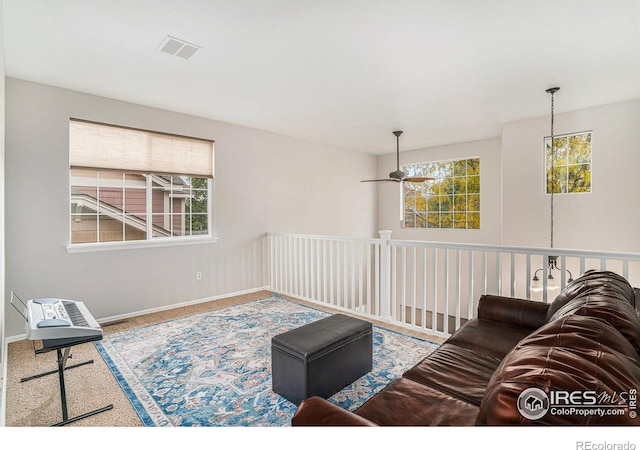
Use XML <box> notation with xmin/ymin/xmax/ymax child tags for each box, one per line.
<box><xmin>158</xmin><ymin>35</ymin><xmax>201</xmax><ymax>60</ymax></box>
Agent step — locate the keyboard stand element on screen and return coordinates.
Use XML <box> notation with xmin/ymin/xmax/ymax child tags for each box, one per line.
<box><xmin>21</xmin><ymin>335</ymin><xmax>114</xmax><ymax>426</ymax></box>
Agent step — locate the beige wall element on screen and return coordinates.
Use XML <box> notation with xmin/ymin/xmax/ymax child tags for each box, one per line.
<box><xmin>5</xmin><ymin>78</ymin><xmax>639</xmax><ymax>340</ymax></box>
<box><xmin>375</xmin><ymin>99</ymin><xmax>640</xmax><ymax>254</ymax></box>
<box><xmin>0</xmin><ymin>5</ymin><xmax>6</xmax><ymax>375</ymax></box>
<box><xmin>3</xmin><ymin>78</ymin><xmax>378</xmax><ymax>338</ymax></box>
<box><xmin>376</xmin><ymin>138</ymin><xmax>502</xmax><ymax>244</ymax></box>
<box><xmin>502</xmin><ymin>99</ymin><xmax>640</xmax><ymax>252</ymax></box>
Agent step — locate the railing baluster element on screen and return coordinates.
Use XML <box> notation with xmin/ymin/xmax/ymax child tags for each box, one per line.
<box><xmin>468</xmin><ymin>250</ymin><xmax>474</xmax><ymax>321</ymax></box>
<box><xmin>525</xmin><ymin>253</ymin><xmax>531</xmax><ymax>300</ymax></box>
<box><xmin>292</xmin><ymin>237</ymin><xmax>298</xmax><ymax>296</ymax></box>
<box><xmin>401</xmin><ymin>245</ymin><xmax>407</xmax><ymax>325</ymax></box>
<box><xmin>455</xmin><ymin>249</ymin><xmax>461</xmax><ymax>331</ymax></box>
<box><xmin>303</xmin><ymin>238</ymin><xmax>309</xmax><ymax>298</ymax></box>
<box><xmin>422</xmin><ymin>248</ymin><xmax>428</xmax><ymax>331</ymax></box>
<box><xmin>510</xmin><ymin>252</ymin><xmax>515</xmax><ymax>297</ymax></box>
<box><xmin>312</xmin><ymin>239</ymin><xmax>318</xmax><ymax>300</ymax></box>
<box><xmin>374</xmin><ymin>242</ymin><xmax>380</xmax><ymax>317</ymax></box>
<box><xmin>389</xmin><ymin>245</ymin><xmax>398</xmax><ymax>319</ymax></box>
<box><xmin>496</xmin><ymin>252</ymin><xmax>501</xmax><ymax>296</ymax></box>
<box><xmin>330</xmin><ymin>239</ymin><xmax>335</xmax><ymax>305</ymax></box>
<box><xmin>322</xmin><ymin>239</ymin><xmax>328</xmax><ymax>302</ymax></box>
<box><xmin>353</xmin><ymin>243</ymin><xmax>357</xmax><ymax>308</ymax></box>
<box><xmin>432</xmin><ymin>248</ymin><xmax>438</xmax><ymax>333</ymax></box>
<box><xmin>341</xmin><ymin>241</ymin><xmax>347</xmax><ymax>308</ymax></box>
<box><xmin>368</xmin><ymin>243</ymin><xmax>373</xmax><ymax>311</ymax></box>
<box><xmin>412</xmin><ymin>246</ymin><xmax>417</xmax><ymax>327</ymax></box>
<box><xmin>482</xmin><ymin>251</ymin><xmax>487</xmax><ymax>294</ymax></box>
<box><xmin>443</xmin><ymin>249</ymin><xmax>449</xmax><ymax>335</ymax></box>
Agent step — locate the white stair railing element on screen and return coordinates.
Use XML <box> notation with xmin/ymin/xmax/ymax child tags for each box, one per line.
<box><xmin>266</xmin><ymin>232</ymin><xmax>640</xmax><ymax>337</ymax></box>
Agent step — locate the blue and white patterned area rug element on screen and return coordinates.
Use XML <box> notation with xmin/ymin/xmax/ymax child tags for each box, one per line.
<box><xmin>95</xmin><ymin>294</ymin><xmax>439</xmax><ymax>427</ymax></box>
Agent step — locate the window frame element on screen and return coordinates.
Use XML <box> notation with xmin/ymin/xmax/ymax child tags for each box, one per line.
<box><xmin>544</xmin><ymin>130</ymin><xmax>592</xmax><ymax>195</ymax></box>
<box><xmin>401</xmin><ymin>156</ymin><xmax>480</xmax><ymax>230</ymax></box>
<box><xmin>68</xmin><ymin>171</ymin><xmax>216</xmax><ymax>253</ymax></box>
<box><xmin>67</xmin><ymin>121</ymin><xmax>216</xmax><ymax>253</ymax></box>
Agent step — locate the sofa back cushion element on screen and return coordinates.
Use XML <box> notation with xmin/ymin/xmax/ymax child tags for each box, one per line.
<box><xmin>476</xmin><ymin>315</ymin><xmax>640</xmax><ymax>425</ymax></box>
<box><xmin>544</xmin><ymin>270</ymin><xmax>640</xmax><ymax>351</ymax></box>
<box><xmin>548</xmin><ymin>293</ymin><xmax>640</xmax><ymax>351</ymax></box>
<box><xmin>545</xmin><ymin>270</ymin><xmax>635</xmax><ymax>321</ymax></box>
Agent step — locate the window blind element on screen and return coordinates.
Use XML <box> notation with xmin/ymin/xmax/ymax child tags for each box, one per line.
<box><xmin>69</xmin><ymin>119</ymin><xmax>214</xmax><ymax>178</ymax></box>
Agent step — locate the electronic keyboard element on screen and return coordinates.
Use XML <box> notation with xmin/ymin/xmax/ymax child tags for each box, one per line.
<box><xmin>11</xmin><ymin>292</ymin><xmax>112</xmax><ymax>426</ymax></box>
<box><xmin>12</xmin><ymin>293</ymin><xmax>103</xmax><ymax>341</ymax></box>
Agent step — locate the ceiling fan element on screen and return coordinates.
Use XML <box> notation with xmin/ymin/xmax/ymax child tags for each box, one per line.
<box><xmin>361</xmin><ymin>131</ymin><xmax>435</xmax><ymax>183</ymax></box>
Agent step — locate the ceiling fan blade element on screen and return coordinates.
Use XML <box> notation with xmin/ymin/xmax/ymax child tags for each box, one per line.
<box><xmin>403</xmin><ymin>177</ymin><xmax>435</xmax><ymax>182</ymax></box>
<box><xmin>360</xmin><ymin>178</ymin><xmax>401</xmax><ymax>183</ymax></box>
<box><xmin>360</xmin><ymin>132</ymin><xmax>429</xmax><ymax>184</ymax></box>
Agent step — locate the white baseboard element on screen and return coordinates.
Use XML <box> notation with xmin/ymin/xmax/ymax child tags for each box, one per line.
<box><xmin>4</xmin><ymin>286</ymin><xmax>272</xmax><ymax>345</ymax></box>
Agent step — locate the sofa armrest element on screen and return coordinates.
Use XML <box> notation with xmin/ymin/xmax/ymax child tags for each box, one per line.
<box><xmin>477</xmin><ymin>294</ymin><xmax>550</xmax><ymax>330</ymax></box>
<box><xmin>291</xmin><ymin>396</ymin><xmax>377</xmax><ymax>426</ymax></box>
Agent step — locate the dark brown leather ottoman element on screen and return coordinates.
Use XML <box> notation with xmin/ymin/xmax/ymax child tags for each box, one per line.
<box><xmin>271</xmin><ymin>314</ymin><xmax>373</xmax><ymax>405</ymax></box>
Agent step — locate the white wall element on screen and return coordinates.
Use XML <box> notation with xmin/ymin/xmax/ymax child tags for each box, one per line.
<box><xmin>375</xmin><ymin>99</ymin><xmax>640</xmax><ymax>254</ymax></box>
<box><xmin>376</xmin><ymin>138</ymin><xmax>502</xmax><ymax>244</ymax></box>
<box><xmin>5</xmin><ymin>78</ymin><xmax>638</xmax><ymax>339</ymax></box>
<box><xmin>3</xmin><ymin>78</ymin><xmax>378</xmax><ymax>338</ymax></box>
<box><xmin>502</xmin><ymin>100</ymin><xmax>640</xmax><ymax>252</ymax></box>
<box><xmin>0</xmin><ymin>3</ymin><xmax>6</xmax><ymax>377</ymax></box>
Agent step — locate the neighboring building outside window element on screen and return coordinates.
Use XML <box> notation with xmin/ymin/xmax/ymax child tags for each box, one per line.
<box><xmin>69</xmin><ymin>119</ymin><xmax>214</xmax><ymax>247</ymax></box>
<box><xmin>403</xmin><ymin>157</ymin><xmax>480</xmax><ymax>229</ymax></box>
<box><xmin>545</xmin><ymin>131</ymin><xmax>592</xmax><ymax>194</ymax></box>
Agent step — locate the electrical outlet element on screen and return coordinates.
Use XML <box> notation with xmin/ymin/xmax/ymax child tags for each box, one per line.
<box><xmin>196</xmin><ymin>271</ymin><xmax>202</xmax><ymax>281</ymax></box>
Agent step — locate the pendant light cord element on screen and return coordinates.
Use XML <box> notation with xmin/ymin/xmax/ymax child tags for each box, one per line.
<box><xmin>550</xmin><ymin>91</ymin><xmax>555</xmax><ymax>250</ymax></box>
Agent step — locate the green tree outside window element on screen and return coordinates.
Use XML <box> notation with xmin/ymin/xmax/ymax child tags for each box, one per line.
<box><xmin>403</xmin><ymin>157</ymin><xmax>480</xmax><ymax>229</ymax></box>
<box><xmin>545</xmin><ymin>132</ymin><xmax>592</xmax><ymax>194</ymax></box>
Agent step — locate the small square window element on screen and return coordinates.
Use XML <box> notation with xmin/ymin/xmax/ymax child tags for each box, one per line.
<box><xmin>545</xmin><ymin>131</ymin><xmax>591</xmax><ymax>194</ymax></box>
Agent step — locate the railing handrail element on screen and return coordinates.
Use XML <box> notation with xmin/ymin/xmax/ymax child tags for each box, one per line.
<box><xmin>266</xmin><ymin>232</ymin><xmax>381</xmax><ymax>245</ymax></box>
<box><xmin>267</xmin><ymin>231</ymin><xmax>640</xmax><ymax>261</ymax></box>
<box><xmin>388</xmin><ymin>239</ymin><xmax>640</xmax><ymax>261</ymax></box>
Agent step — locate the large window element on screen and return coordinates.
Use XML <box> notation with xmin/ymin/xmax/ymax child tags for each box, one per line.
<box><xmin>69</xmin><ymin>119</ymin><xmax>214</xmax><ymax>247</ymax></box>
<box><xmin>545</xmin><ymin>131</ymin><xmax>592</xmax><ymax>194</ymax></box>
<box><xmin>403</xmin><ymin>157</ymin><xmax>480</xmax><ymax>229</ymax></box>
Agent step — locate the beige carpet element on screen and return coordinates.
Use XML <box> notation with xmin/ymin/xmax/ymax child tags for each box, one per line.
<box><xmin>4</xmin><ymin>290</ymin><xmax>444</xmax><ymax>427</ymax></box>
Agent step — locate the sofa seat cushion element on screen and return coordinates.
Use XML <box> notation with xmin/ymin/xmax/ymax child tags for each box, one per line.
<box><xmin>477</xmin><ymin>316</ymin><xmax>640</xmax><ymax>425</ymax></box>
<box><xmin>354</xmin><ymin>377</ymin><xmax>479</xmax><ymax>426</ymax></box>
<box><xmin>292</xmin><ymin>396</ymin><xmax>377</xmax><ymax>426</ymax></box>
<box><xmin>403</xmin><ymin>343</ymin><xmax>501</xmax><ymax>405</ymax></box>
<box><xmin>446</xmin><ymin>318</ymin><xmax>533</xmax><ymax>360</ymax></box>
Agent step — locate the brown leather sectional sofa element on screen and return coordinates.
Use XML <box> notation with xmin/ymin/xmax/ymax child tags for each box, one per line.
<box><xmin>291</xmin><ymin>270</ymin><xmax>640</xmax><ymax>425</ymax></box>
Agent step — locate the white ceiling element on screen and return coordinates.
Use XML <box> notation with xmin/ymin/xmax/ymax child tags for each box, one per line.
<box><xmin>2</xmin><ymin>0</ymin><xmax>639</xmax><ymax>155</ymax></box>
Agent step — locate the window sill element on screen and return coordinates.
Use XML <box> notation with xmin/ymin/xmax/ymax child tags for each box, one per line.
<box><xmin>66</xmin><ymin>236</ymin><xmax>219</xmax><ymax>253</ymax></box>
